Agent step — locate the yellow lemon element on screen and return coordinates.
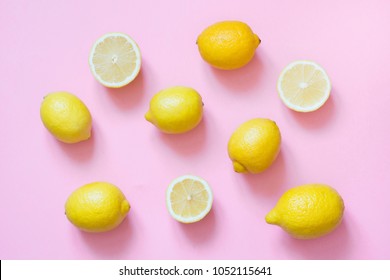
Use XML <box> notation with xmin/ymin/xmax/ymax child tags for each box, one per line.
<box><xmin>145</xmin><ymin>86</ymin><xmax>203</xmax><ymax>134</ymax></box>
<box><xmin>266</xmin><ymin>184</ymin><xmax>345</xmax><ymax>239</ymax></box>
<box><xmin>40</xmin><ymin>91</ymin><xmax>92</xmax><ymax>143</ymax></box>
<box><xmin>197</xmin><ymin>21</ymin><xmax>260</xmax><ymax>70</ymax></box>
<box><xmin>89</xmin><ymin>32</ymin><xmax>142</xmax><ymax>88</ymax></box>
<box><xmin>228</xmin><ymin>118</ymin><xmax>281</xmax><ymax>173</ymax></box>
<box><xmin>65</xmin><ymin>182</ymin><xmax>130</xmax><ymax>233</ymax></box>
<box><xmin>166</xmin><ymin>175</ymin><xmax>213</xmax><ymax>223</ymax></box>
<box><xmin>277</xmin><ymin>60</ymin><xmax>331</xmax><ymax>112</ymax></box>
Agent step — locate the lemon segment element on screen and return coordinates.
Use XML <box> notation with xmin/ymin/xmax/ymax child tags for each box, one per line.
<box><xmin>228</xmin><ymin>118</ymin><xmax>281</xmax><ymax>174</ymax></box>
<box><xmin>89</xmin><ymin>32</ymin><xmax>141</xmax><ymax>88</ymax></box>
<box><xmin>40</xmin><ymin>91</ymin><xmax>92</xmax><ymax>144</ymax></box>
<box><xmin>145</xmin><ymin>86</ymin><xmax>203</xmax><ymax>134</ymax></box>
<box><xmin>65</xmin><ymin>182</ymin><xmax>130</xmax><ymax>233</ymax></box>
<box><xmin>277</xmin><ymin>60</ymin><xmax>331</xmax><ymax>112</ymax></box>
<box><xmin>265</xmin><ymin>184</ymin><xmax>344</xmax><ymax>239</ymax></box>
<box><xmin>166</xmin><ymin>175</ymin><xmax>213</xmax><ymax>223</ymax></box>
<box><xmin>197</xmin><ymin>21</ymin><xmax>260</xmax><ymax>70</ymax></box>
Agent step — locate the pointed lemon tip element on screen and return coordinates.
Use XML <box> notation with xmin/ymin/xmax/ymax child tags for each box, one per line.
<box><xmin>79</xmin><ymin>129</ymin><xmax>92</xmax><ymax>142</ymax></box>
<box><xmin>255</xmin><ymin>34</ymin><xmax>261</xmax><ymax>47</ymax></box>
<box><xmin>145</xmin><ymin>111</ymin><xmax>153</xmax><ymax>123</ymax></box>
<box><xmin>121</xmin><ymin>200</ymin><xmax>131</xmax><ymax>215</ymax></box>
<box><xmin>265</xmin><ymin>209</ymin><xmax>279</xmax><ymax>225</ymax></box>
<box><xmin>233</xmin><ymin>161</ymin><xmax>247</xmax><ymax>173</ymax></box>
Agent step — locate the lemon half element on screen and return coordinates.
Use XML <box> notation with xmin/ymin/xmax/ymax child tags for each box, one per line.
<box><xmin>89</xmin><ymin>32</ymin><xmax>141</xmax><ymax>88</ymax></box>
<box><xmin>277</xmin><ymin>60</ymin><xmax>331</xmax><ymax>112</ymax></box>
<box><xmin>166</xmin><ymin>175</ymin><xmax>213</xmax><ymax>223</ymax></box>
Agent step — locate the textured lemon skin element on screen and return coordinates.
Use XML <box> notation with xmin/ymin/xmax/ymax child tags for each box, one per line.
<box><xmin>266</xmin><ymin>184</ymin><xmax>345</xmax><ymax>239</ymax></box>
<box><xmin>40</xmin><ymin>92</ymin><xmax>92</xmax><ymax>143</ymax></box>
<box><xmin>65</xmin><ymin>182</ymin><xmax>130</xmax><ymax>233</ymax></box>
<box><xmin>228</xmin><ymin>118</ymin><xmax>281</xmax><ymax>173</ymax></box>
<box><xmin>145</xmin><ymin>86</ymin><xmax>203</xmax><ymax>134</ymax></box>
<box><xmin>197</xmin><ymin>21</ymin><xmax>260</xmax><ymax>70</ymax></box>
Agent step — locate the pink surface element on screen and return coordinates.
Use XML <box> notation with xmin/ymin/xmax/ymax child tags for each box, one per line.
<box><xmin>1</xmin><ymin>0</ymin><xmax>390</xmax><ymax>260</ymax></box>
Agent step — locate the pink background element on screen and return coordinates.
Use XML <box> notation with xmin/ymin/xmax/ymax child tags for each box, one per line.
<box><xmin>1</xmin><ymin>0</ymin><xmax>390</xmax><ymax>260</ymax></box>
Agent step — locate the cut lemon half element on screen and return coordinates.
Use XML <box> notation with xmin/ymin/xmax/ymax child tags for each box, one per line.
<box><xmin>89</xmin><ymin>32</ymin><xmax>141</xmax><ymax>88</ymax></box>
<box><xmin>277</xmin><ymin>60</ymin><xmax>331</xmax><ymax>112</ymax></box>
<box><xmin>166</xmin><ymin>175</ymin><xmax>213</xmax><ymax>223</ymax></box>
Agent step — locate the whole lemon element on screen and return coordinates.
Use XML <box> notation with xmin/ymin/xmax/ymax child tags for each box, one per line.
<box><xmin>197</xmin><ymin>21</ymin><xmax>260</xmax><ymax>70</ymax></box>
<box><xmin>266</xmin><ymin>184</ymin><xmax>345</xmax><ymax>239</ymax></box>
<box><xmin>145</xmin><ymin>86</ymin><xmax>203</xmax><ymax>134</ymax></box>
<box><xmin>65</xmin><ymin>182</ymin><xmax>130</xmax><ymax>232</ymax></box>
<box><xmin>228</xmin><ymin>118</ymin><xmax>281</xmax><ymax>173</ymax></box>
<box><xmin>40</xmin><ymin>91</ymin><xmax>92</xmax><ymax>143</ymax></box>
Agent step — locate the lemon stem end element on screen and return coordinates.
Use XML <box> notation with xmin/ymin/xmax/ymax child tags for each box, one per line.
<box><xmin>233</xmin><ymin>161</ymin><xmax>247</xmax><ymax>173</ymax></box>
<box><xmin>145</xmin><ymin>111</ymin><xmax>153</xmax><ymax>123</ymax></box>
<box><xmin>265</xmin><ymin>209</ymin><xmax>279</xmax><ymax>225</ymax></box>
<box><xmin>255</xmin><ymin>34</ymin><xmax>261</xmax><ymax>46</ymax></box>
<box><xmin>121</xmin><ymin>200</ymin><xmax>131</xmax><ymax>215</ymax></box>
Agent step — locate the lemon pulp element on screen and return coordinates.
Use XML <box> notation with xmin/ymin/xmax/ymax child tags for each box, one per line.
<box><xmin>89</xmin><ymin>32</ymin><xmax>141</xmax><ymax>88</ymax></box>
<box><xmin>277</xmin><ymin>60</ymin><xmax>331</xmax><ymax>112</ymax></box>
<box><xmin>166</xmin><ymin>175</ymin><xmax>213</xmax><ymax>223</ymax></box>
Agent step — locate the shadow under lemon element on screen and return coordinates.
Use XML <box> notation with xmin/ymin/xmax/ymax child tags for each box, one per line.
<box><xmin>208</xmin><ymin>54</ymin><xmax>264</xmax><ymax>93</ymax></box>
<box><xmin>54</xmin><ymin>125</ymin><xmax>96</xmax><ymax>162</ymax></box>
<box><xmin>236</xmin><ymin>149</ymin><xmax>287</xmax><ymax>198</ymax></box>
<box><xmin>156</xmin><ymin>115</ymin><xmax>208</xmax><ymax>156</ymax></box>
<box><xmin>178</xmin><ymin>206</ymin><xmax>217</xmax><ymax>244</ymax></box>
<box><xmin>286</xmin><ymin>91</ymin><xmax>336</xmax><ymax>129</ymax></box>
<box><xmin>78</xmin><ymin>215</ymin><xmax>134</xmax><ymax>259</ymax></box>
<box><xmin>100</xmin><ymin>68</ymin><xmax>145</xmax><ymax>110</ymax></box>
<box><xmin>279</xmin><ymin>212</ymin><xmax>352</xmax><ymax>260</ymax></box>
